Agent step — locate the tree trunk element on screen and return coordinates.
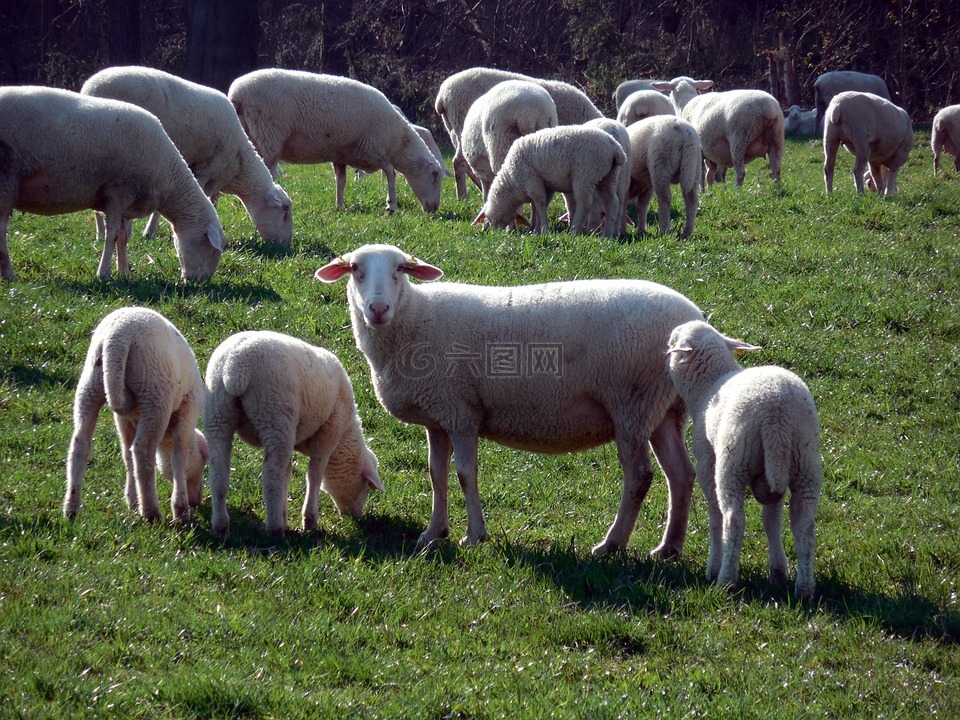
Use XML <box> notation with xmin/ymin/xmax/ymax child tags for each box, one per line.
<box><xmin>184</xmin><ymin>0</ymin><xmax>259</xmax><ymax>92</ymax></box>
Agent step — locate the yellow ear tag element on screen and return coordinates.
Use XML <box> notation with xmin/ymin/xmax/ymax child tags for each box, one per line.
<box><xmin>404</xmin><ymin>254</ymin><xmax>418</xmax><ymax>266</ymax></box>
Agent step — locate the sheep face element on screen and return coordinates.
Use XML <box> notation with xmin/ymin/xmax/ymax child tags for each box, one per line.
<box><xmin>404</xmin><ymin>158</ymin><xmax>444</xmax><ymax>212</ymax></box>
<box><xmin>666</xmin><ymin>320</ymin><xmax>760</xmax><ymax>392</ymax></box>
<box><xmin>323</xmin><ymin>444</ymin><xmax>383</xmax><ymax>518</ymax></box>
<box><xmin>315</xmin><ymin>244</ymin><xmax>444</xmax><ymax>326</ymax></box>
<box><xmin>173</xmin><ymin>221</ymin><xmax>225</xmax><ymax>281</ymax></box>
<box><xmin>243</xmin><ymin>184</ymin><xmax>293</xmax><ymax>246</ymax></box>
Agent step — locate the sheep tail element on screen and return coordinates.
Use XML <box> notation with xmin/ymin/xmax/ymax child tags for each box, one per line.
<box><xmin>761</xmin><ymin>421</ymin><xmax>792</xmax><ymax>497</ymax></box>
<box><xmin>101</xmin><ymin>335</ymin><xmax>136</xmax><ymax>415</ymax></box>
<box><xmin>219</xmin><ymin>352</ymin><xmax>251</xmax><ymax>399</ymax></box>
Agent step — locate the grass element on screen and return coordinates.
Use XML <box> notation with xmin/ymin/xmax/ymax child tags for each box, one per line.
<box><xmin>1</xmin><ymin>132</ymin><xmax>959</xmax><ymax>719</ymax></box>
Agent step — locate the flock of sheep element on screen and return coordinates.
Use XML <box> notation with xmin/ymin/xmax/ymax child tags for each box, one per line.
<box><xmin>4</xmin><ymin>62</ymin><xmax>957</xmax><ymax>600</ymax></box>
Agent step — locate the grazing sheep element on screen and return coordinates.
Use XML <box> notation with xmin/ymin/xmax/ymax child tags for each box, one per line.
<box><xmin>81</xmin><ymin>66</ymin><xmax>293</xmax><ymax>246</ymax></box>
<box><xmin>650</xmin><ymin>76</ymin><xmax>715</xmax><ymax>113</ymax></box>
<box><xmin>0</xmin><ymin>86</ymin><xmax>224</xmax><ymax>282</ymax></box>
<box><xmin>932</xmin><ymin>104</ymin><xmax>960</xmax><ymax>176</ymax></box>
<box><xmin>681</xmin><ymin>89</ymin><xmax>785</xmax><ymax>188</ymax></box>
<box><xmin>228</xmin><ymin>69</ymin><xmax>444</xmax><ymax>213</ymax></box>
<box><xmin>784</xmin><ymin>105</ymin><xmax>817</xmax><ymax>137</ymax></box>
<box><xmin>626</xmin><ymin>115</ymin><xmax>701</xmax><ymax>238</ymax></box>
<box><xmin>434</xmin><ymin>67</ymin><xmax>602</xmax><ymax>199</ymax></box>
<box><xmin>614</xmin><ymin>79</ymin><xmax>666</xmax><ymax>110</ymax></box>
<box><xmin>666</xmin><ymin>320</ymin><xmax>822</xmax><ymax>599</ymax></box>
<box><xmin>823</xmin><ymin>91</ymin><xmax>913</xmax><ymax>195</ymax></box>
<box><xmin>814</xmin><ymin>70</ymin><xmax>890</xmax><ymax>132</ymax></box>
<box><xmin>616</xmin><ymin>90</ymin><xmax>676</xmax><ymax>126</ymax></box>
<box><xmin>460</xmin><ymin>80</ymin><xmax>558</xmax><ymax>199</ymax></box>
<box><xmin>316</xmin><ymin>243</ymin><xmax>704</xmax><ymax>557</ymax></box>
<box><xmin>64</xmin><ymin>307</ymin><xmax>208</xmax><ymax>523</ymax></box>
<box><xmin>204</xmin><ymin>330</ymin><xmax>382</xmax><ymax>538</ymax></box>
<box><xmin>472</xmin><ymin>125</ymin><xmax>626</xmax><ymax>236</ymax></box>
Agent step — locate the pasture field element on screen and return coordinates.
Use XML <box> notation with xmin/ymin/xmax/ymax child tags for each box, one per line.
<box><xmin>1</xmin><ymin>132</ymin><xmax>958</xmax><ymax>719</ymax></box>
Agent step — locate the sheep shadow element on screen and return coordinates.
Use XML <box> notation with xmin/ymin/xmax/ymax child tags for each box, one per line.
<box><xmin>2</xmin><ymin>364</ymin><xmax>73</xmax><ymax>390</ymax></box>
<box><xmin>60</xmin><ymin>275</ymin><xmax>283</xmax><ymax>305</ymax></box>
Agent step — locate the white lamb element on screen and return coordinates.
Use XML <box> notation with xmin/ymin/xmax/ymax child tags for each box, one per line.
<box><xmin>614</xmin><ymin>79</ymin><xmax>666</xmax><ymax>110</ymax></box>
<box><xmin>931</xmin><ymin>104</ymin><xmax>960</xmax><ymax>176</ymax></box>
<box><xmin>64</xmin><ymin>307</ymin><xmax>208</xmax><ymax>523</ymax></box>
<box><xmin>814</xmin><ymin>70</ymin><xmax>890</xmax><ymax>133</ymax></box>
<box><xmin>823</xmin><ymin>91</ymin><xmax>913</xmax><ymax>195</ymax></box>
<box><xmin>460</xmin><ymin>80</ymin><xmax>558</xmax><ymax>199</ymax></box>
<box><xmin>666</xmin><ymin>320</ymin><xmax>822</xmax><ymax>599</ymax></box>
<box><xmin>434</xmin><ymin>67</ymin><xmax>602</xmax><ymax>199</ymax></box>
<box><xmin>681</xmin><ymin>89</ymin><xmax>785</xmax><ymax>188</ymax></box>
<box><xmin>80</xmin><ymin>66</ymin><xmax>293</xmax><ymax>246</ymax></box>
<box><xmin>783</xmin><ymin>105</ymin><xmax>817</xmax><ymax>137</ymax></box>
<box><xmin>228</xmin><ymin>69</ymin><xmax>444</xmax><ymax>213</ymax></box>
<box><xmin>0</xmin><ymin>86</ymin><xmax>224</xmax><ymax>282</ymax></box>
<box><xmin>316</xmin><ymin>243</ymin><xmax>704</xmax><ymax>557</ymax></box>
<box><xmin>650</xmin><ymin>76</ymin><xmax>715</xmax><ymax>113</ymax></box>
<box><xmin>616</xmin><ymin>90</ymin><xmax>676</xmax><ymax>126</ymax></box>
<box><xmin>472</xmin><ymin>125</ymin><xmax>625</xmax><ymax>236</ymax></box>
<box><xmin>626</xmin><ymin>115</ymin><xmax>701</xmax><ymax>238</ymax></box>
<box><xmin>204</xmin><ymin>330</ymin><xmax>382</xmax><ymax>538</ymax></box>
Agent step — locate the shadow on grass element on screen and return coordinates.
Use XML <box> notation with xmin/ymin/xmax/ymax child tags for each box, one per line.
<box><xmin>2</xmin><ymin>364</ymin><xmax>73</xmax><ymax>389</ymax></box>
<box><xmin>60</xmin><ymin>275</ymin><xmax>283</xmax><ymax>304</ymax></box>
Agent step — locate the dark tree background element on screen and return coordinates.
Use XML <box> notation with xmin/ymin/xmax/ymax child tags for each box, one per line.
<box><xmin>0</xmin><ymin>0</ymin><xmax>956</xmax><ymax>142</ymax></box>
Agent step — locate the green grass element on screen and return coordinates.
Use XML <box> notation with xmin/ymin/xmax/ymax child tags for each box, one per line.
<box><xmin>2</xmin><ymin>133</ymin><xmax>959</xmax><ymax>719</ymax></box>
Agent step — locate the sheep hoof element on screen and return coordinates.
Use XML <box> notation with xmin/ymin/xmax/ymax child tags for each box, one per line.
<box><xmin>302</xmin><ymin>515</ymin><xmax>318</xmax><ymax>533</ymax></box>
<box><xmin>649</xmin><ymin>542</ymin><xmax>682</xmax><ymax>560</ymax></box>
<box><xmin>794</xmin><ymin>581</ymin><xmax>816</xmax><ymax>600</ymax></box>
<box><xmin>590</xmin><ymin>539</ymin><xmax>622</xmax><ymax>557</ymax></box>
<box><xmin>416</xmin><ymin>526</ymin><xmax>449</xmax><ymax>549</ymax></box>
<box><xmin>459</xmin><ymin>531</ymin><xmax>488</xmax><ymax>547</ymax></box>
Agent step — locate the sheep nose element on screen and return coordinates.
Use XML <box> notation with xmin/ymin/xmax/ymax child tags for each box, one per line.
<box><xmin>368</xmin><ymin>301</ymin><xmax>390</xmax><ymax>323</ymax></box>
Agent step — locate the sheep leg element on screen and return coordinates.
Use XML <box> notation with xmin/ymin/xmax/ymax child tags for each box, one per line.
<box><xmin>131</xmin><ymin>414</ymin><xmax>164</xmax><ymax>522</ymax></box>
<box><xmin>417</xmin><ymin>427</ymin><xmax>453</xmax><ymax>548</ymax></box>
<box><xmin>881</xmin><ymin>165</ymin><xmax>898</xmax><ymax>196</ymax></box>
<box><xmin>450</xmin><ymin>432</ymin><xmax>487</xmax><ymax>546</ymax></box>
<box><xmin>452</xmin><ymin>149</ymin><xmax>471</xmax><ymax>201</ymax></box>
<box><xmin>116</xmin><ymin>218</ymin><xmax>131</xmax><ymax>278</ymax></box>
<box><xmin>261</xmin><ymin>443</ymin><xmax>294</xmax><ymax>538</ymax></box>
<box><xmin>761</xmin><ymin>501</ymin><xmax>788</xmax><ymax>586</ymax></box>
<box><xmin>63</xmin><ymin>377</ymin><xmax>106</xmax><ymax>519</ymax></box>
<box><xmin>382</xmin><ymin>164</ymin><xmax>398</xmax><ymax>213</ymax></box>
<box><xmin>695</xmin><ymin>451</ymin><xmax>723</xmax><ymax>582</ymax></box>
<box><xmin>791</xmin><ymin>464</ymin><xmax>821</xmax><ymax>599</ymax></box>
<box><xmin>569</xmin><ymin>187</ymin><xmax>596</xmax><ymax>235</ymax></box>
<box><xmin>681</xmin><ymin>183</ymin><xmax>698</xmax><ymax>238</ymax></box>
<box><xmin>528</xmin><ymin>184</ymin><xmax>550</xmax><ymax>234</ymax></box>
<box><xmin>634</xmin><ymin>186</ymin><xmax>652</xmax><ymax>234</ymax></box>
<box><xmin>143</xmin><ymin>212</ymin><xmax>161</xmax><ymax>238</ymax></box>
<box><xmin>852</xmin><ymin>154</ymin><xmax>869</xmax><ymax>194</ymax></box>
<box><xmin>823</xmin><ymin>137</ymin><xmax>839</xmax><ymax>193</ymax></box>
<box><xmin>97</xmin><ymin>213</ymin><xmax>129</xmax><ymax>280</ymax></box>
<box><xmin>302</xmin><ymin>425</ymin><xmax>338</xmax><ymax>531</ymax></box>
<box><xmin>654</xmin><ymin>183</ymin><xmax>673</xmax><ymax>235</ymax></box>
<box><xmin>333</xmin><ymin>162</ymin><xmax>348</xmax><ymax>209</ymax></box>
<box><xmin>166</xmin><ymin>418</ymin><xmax>195</xmax><ymax>523</ymax></box>
<box><xmin>649</xmin><ymin>407</ymin><xmax>696</xmax><ymax>558</ymax></box>
<box><xmin>591</xmin><ymin>439</ymin><xmax>654</xmax><ymax>556</ymax></box>
<box><xmin>0</xmin><ymin>211</ymin><xmax>14</xmax><ymax>281</ymax></box>
<box><xmin>716</xmin><ymin>459</ymin><xmax>749</xmax><ymax>590</ymax></box>
<box><xmin>206</xmin><ymin>430</ymin><xmax>234</xmax><ymax>538</ymax></box>
<box><xmin>94</xmin><ymin>213</ymin><xmax>106</xmax><ymax>244</ymax></box>
<box><xmin>114</xmin><ymin>415</ymin><xmax>139</xmax><ymax>511</ymax></box>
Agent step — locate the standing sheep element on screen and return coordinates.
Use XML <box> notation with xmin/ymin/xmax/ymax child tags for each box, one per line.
<box><xmin>626</xmin><ymin>115</ymin><xmax>701</xmax><ymax>238</ymax></box>
<box><xmin>204</xmin><ymin>331</ymin><xmax>382</xmax><ymax>538</ymax></box>
<box><xmin>228</xmin><ymin>69</ymin><xmax>443</xmax><ymax>213</ymax></box>
<box><xmin>0</xmin><ymin>86</ymin><xmax>224</xmax><ymax>282</ymax></box>
<box><xmin>472</xmin><ymin>125</ymin><xmax>625</xmax><ymax>236</ymax></box>
<box><xmin>614</xmin><ymin>79</ymin><xmax>666</xmax><ymax>110</ymax></box>
<box><xmin>316</xmin><ymin>244</ymin><xmax>704</xmax><ymax>557</ymax></box>
<box><xmin>932</xmin><ymin>104</ymin><xmax>960</xmax><ymax>176</ymax></box>
<box><xmin>666</xmin><ymin>320</ymin><xmax>822</xmax><ymax>599</ymax></box>
<box><xmin>814</xmin><ymin>70</ymin><xmax>890</xmax><ymax>133</ymax></box>
<box><xmin>81</xmin><ymin>66</ymin><xmax>293</xmax><ymax>246</ymax></box>
<box><xmin>616</xmin><ymin>90</ymin><xmax>676</xmax><ymax>127</ymax></box>
<box><xmin>823</xmin><ymin>91</ymin><xmax>913</xmax><ymax>195</ymax></box>
<box><xmin>460</xmin><ymin>80</ymin><xmax>558</xmax><ymax>199</ymax></box>
<box><xmin>64</xmin><ymin>307</ymin><xmax>208</xmax><ymax>523</ymax></box>
<box><xmin>434</xmin><ymin>67</ymin><xmax>603</xmax><ymax>199</ymax></box>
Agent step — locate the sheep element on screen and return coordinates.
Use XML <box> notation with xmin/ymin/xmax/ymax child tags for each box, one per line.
<box><xmin>228</xmin><ymin>69</ymin><xmax>444</xmax><ymax>214</ymax></box>
<box><xmin>614</xmin><ymin>79</ymin><xmax>666</xmax><ymax>110</ymax></box>
<box><xmin>64</xmin><ymin>307</ymin><xmax>208</xmax><ymax>523</ymax></box>
<box><xmin>823</xmin><ymin>91</ymin><xmax>913</xmax><ymax>195</ymax></box>
<box><xmin>783</xmin><ymin>105</ymin><xmax>817</xmax><ymax>137</ymax></box>
<box><xmin>472</xmin><ymin>125</ymin><xmax>625</xmax><ymax>236</ymax></box>
<box><xmin>459</xmin><ymin>80</ymin><xmax>558</xmax><ymax>199</ymax></box>
<box><xmin>80</xmin><ymin>66</ymin><xmax>293</xmax><ymax>246</ymax></box>
<box><xmin>650</xmin><ymin>76</ymin><xmax>715</xmax><ymax>113</ymax></box>
<box><xmin>315</xmin><ymin>243</ymin><xmax>704</xmax><ymax>557</ymax></box>
<box><xmin>434</xmin><ymin>67</ymin><xmax>602</xmax><ymax>199</ymax></box>
<box><xmin>666</xmin><ymin>320</ymin><xmax>822</xmax><ymax>599</ymax></box>
<box><xmin>203</xmin><ymin>330</ymin><xmax>382</xmax><ymax>538</ymax></box>
<box><xmin>0</xmin><ymin>86</ymin><xmax>224</xmax><ymax>282</ymax></box>
<box><xmin>681</xmin><ymin>89</ymin><xmax>785</xmax><ymax>188</ymax></box>
<box><xmin>581</xmin><ymin>117</ymin><xmax>632</xmax><ymax>236</ymax></box>
<box><xmin>616</xmin><ymin>90</ymin><xmax>676</xmax><ymax>126</ymax></box>
<box><xmin>814</xmin><ymin>70</ymin><xmax>890</xmax><ymax>133</ymax></box>
<box><xmin>625</xmin><ymin>115</ymin><xmax>701</xmax><ymax>238</ymax></box>
<box><xmin>931</xmin><ymin>104</ymin><xmax>960</xmax><ymax>176</ymax></box>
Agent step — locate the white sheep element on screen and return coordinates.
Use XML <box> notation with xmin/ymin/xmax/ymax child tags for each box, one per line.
<box><xmin>64</xmin><ymin>307</ymin><xmax>208</xmax><ymax>523</ymax></box>
<box><xmin>0</xmin><ymin>86</ymin><xmax>224</xmax><ymax>282</ymax></box>
<box><xmin>614</xmin><ymin>79</ymin><xmax>666</xmax><ymax>110</ymax></box>
<box><xmin>814</xmin><ymin>70</ymin><xmax>890</xmax><ymax>133</ymax></box>
<box><xmin>681</xmin><ymin>89</ymin><xmax>785</xmax><ymax>188</ymax></box>
<box><xmin>434</xmin><ymin>67</ymin><xmax>602</xmax><ymax>199</ymax></box>
<box><xmin>626</xmin><ymin>115</ymin><xmax>701</xmax><ymax>238</ymax></box>
<box><xmin>80</xmin><ymin>66</ymin><xmax>293</xmax><ymax>246</ymax></box>
<box><xmin>203</xmin><ymin>330</ymin><xmax>382</xmax><ymax>538</ymax></box>
<box><xmin>460</xmin><ymin>80</ymin><xmax>558</xmax><ymax>199</ymax></box>
<box><xmin>783</xmin><ymin>105</ymin><xmax>817</xmax><ymax>137</ymax></box>
<box><xmin>315</xmin><ymin>243</ymin><xmax>704</xmax><ymax>557</ymax></box>
<box><xmin>228</xmin><ymin>69</ymin><xmax>443</xmax><ymax>213</ymax></box>
<box><xmin>472</xmin><ymin>125</ymin><xmax>626</xmax><ymax>236</ymax></box>
<box><xmin>666</xmin><ymin>320</ymin><xmax>822</xmax><ymax>599</ymax></box>
<box><xmin>931</xmin><ymin>104</ymin><xmax>960</xmax><ymax>176</ymax></box>
<box><xmin>650</xmin><ymin>76</ymin><xmax>715</xmax><ymax>113</ymax></box>
<box><xmin>823</xmin><ymin>91</ymin><xmax>913</xmax><ymax>195</ymax></box>
<box><xmin>616</xmin><ymin>90</ymin><xmax>676</xmax><ymax>126</ymax></box>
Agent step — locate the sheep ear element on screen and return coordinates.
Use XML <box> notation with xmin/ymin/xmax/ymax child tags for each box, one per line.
<box><xmin>207</xmin><ymin>222</ymin><xmax>225</xmax><ymax>252</ymax></box>
<box><xmin>693</xmin><ymin>80</ymin><xmax>715</xmax><ymax>91</ymax></box>
<box><xmin>362</xmin><ymin>455</ymin><xmax>384</xmax><ymax>493</ymax></box>
<box><xmin>400</xmin><ymin>256</ymin><xmax>444</xmax><ymax>282</ymax></box>
<box><xmin>472</xmin><ymin>210</ymin><xmax>486</xmax><ymax>226</ymax></box>
<box><xmin>724</xmin><ymin>335</ymin><xmax>762</xmax><ymax>357</ymax></box>
<box><xmin>667</xmin><ymin>344</ymin><xmax>693</xmax><ymax>356</ymax></box>
<box><xmin>315</xmin><ymin>255</ymin><xmax>352</xmax><ymax>282</ymax></box>
<box><xmin>650</xmin><ymin>81</ymin><xmax>673</xmax><ymax>93</ymax></box>
<box><xmin>266</xmin><ymin>186</ymin><xmax>286</xmax><ymax>207</ymax></box>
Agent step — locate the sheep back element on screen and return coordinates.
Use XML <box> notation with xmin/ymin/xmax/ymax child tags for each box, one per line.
<box><xmin>814</xmin><ymin>70</ymin><xmax>890</xmax><ymax>130</ymax></box>
<box><xmin>616</xmin><ymin>90</ymin><xmax>676</xmax><ymax>126</ymax></box>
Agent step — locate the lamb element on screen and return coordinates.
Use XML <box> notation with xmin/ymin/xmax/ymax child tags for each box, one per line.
<box><xmin>228</xmin><ymin>69</ymin><xmax>444</xmax><ymax>213</ymax></box>
<box><xmin>0</xmin><ymin>86</ymin><xmax>224</xmax><ymax>282</ymax></box>
<box><xmin>784</xmin><ymin>105</ymin><xmax>817</xmax><ymax>137</ymax></box>
<box><xmin>315</xmin><ymin>243</ymin><xmax>704</xmax><ymax>557</ymax></box>
<box><xmin>203</xmin><ymin>330</ymin><xmax>382</xmax><ymax>538</ymax></box>
<box><xmin>931</xmin><ymin>104</ymin><xmax>960</xmax><ymax>176</ymax></box>
<box><xmin>814</xmin><ymin>70</ymin><xmax>890</xmax><ymax>133</ymax></box>
<box><xmin>616</xmin><ymin>90</ymin><xmax>676</xmax><ymax>126</ymax></box>
<box><xmin>681</xmin><ymin>89</ymin><xmax>785</xmax><ymax>188</ymax></box>
<box><xmin>626</xmin><ymin>115</ymin><xmax>701</xmax><ymax>238</ymax></box>
<box><xmin>64</xmin><ymin>307</ymin><xmax>208</xmax><ymax>523</ymax></box>
<box><xmin>460</xmin><ymin>80</ymin><xmax>558</xmax><ymax>199</ymax></box>
<box><xmin>650</xmin><ymin>76</ymin><xmax>715</xmax><ymax>113</ymax></box>
<box><xmin>823</xmin><ymin>91</ymin><xmax>913</xmax><ymax>195</ymax></box>
<box><xmin>472</xmin><ymin>125</ymin><xmax>626</xmax><ymax>236</ymax></box>
<box><xmin>666</xmin><ymin>320</ymin><xmax>822</xmax><ymax>599</ymax></box>
<box><xmin>614</xmin><ymin>79</ymin><xmax>666</xmax><ymax>110</ymax></box>
<box><xmin>80</xmin><ymin>66</ymin><xmax>293</xmax><ymax>246</ymax></box>
<box><xmin>434</xmin><ymin>67</ymin><xmax>603</xmax><ymax>199</ymax></box>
